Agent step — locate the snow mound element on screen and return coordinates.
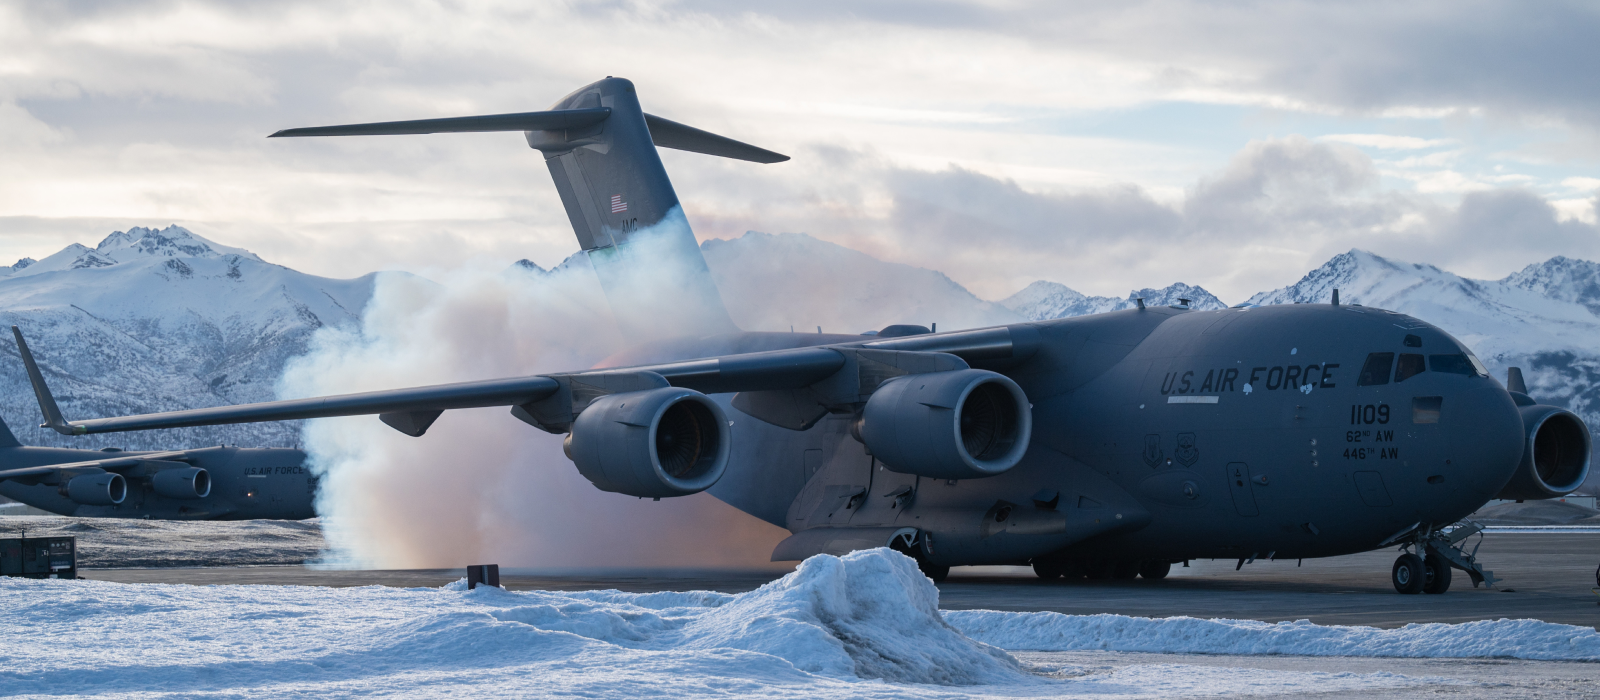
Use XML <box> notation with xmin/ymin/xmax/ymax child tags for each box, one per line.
<box><xmin>672</xmin><ymin>548</ymin><xmax>1021</xmax><ymax>683</ymax></box>
<box><xmin>946</xmin><ymin>611</ymin><xmax>1600</xmax><ymax>661</ymax></box>
<box><xmin>486</xmin><ymin>548</ymin><xmax>1023</xmax><ymax>684</ymax></box>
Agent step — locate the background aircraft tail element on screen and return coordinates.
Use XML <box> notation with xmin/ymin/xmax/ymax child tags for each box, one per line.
<box><xmin>272</xmin><ymin>77</ymin><xmax>789</xmax><ymax>340</ymax></box>
<box><xmin>0</xmin><ymin>412</ymin><xmax>20</xmax><ymax>448</ymax></box>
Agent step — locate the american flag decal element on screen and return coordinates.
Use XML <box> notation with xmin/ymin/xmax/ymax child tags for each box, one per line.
<box><xmin>610</xmin><ymin>194</ymin><xmax>628</xmax><ymax>213</ymax></box>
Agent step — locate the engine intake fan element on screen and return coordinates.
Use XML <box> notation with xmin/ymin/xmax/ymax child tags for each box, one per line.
<box><xmin>565</xmin><ymin>387</ymin><xmax>730</xmax><ymax>498</ymax></box>
<box><xmin>1497</xmin><ymin>405</ymin><xmax>1592</xmax><ymax>500</ymax></box>
<box><xmin>858</xmin><ymin>369</ymin><xmax>1032</xmax><ymax>479</ymax></box>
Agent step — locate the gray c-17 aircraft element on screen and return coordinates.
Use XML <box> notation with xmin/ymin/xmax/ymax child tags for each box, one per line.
<box><xmin>0</xmin><ymin>327</ymin><xmax>316</xmax><ymax>520</ymax></box>
<box><xmin>35</xmin><ymin>77</ymin><xmax>1591</xmax><ymax>593</ymax></box>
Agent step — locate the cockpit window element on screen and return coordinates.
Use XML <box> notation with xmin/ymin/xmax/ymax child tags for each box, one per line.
<box><xmin>1358</xmin><ymin>352</ymin><xmax>1395</xmax><ymax>386</ymax></box>
<box><xmin>1395</xmin><ymin>354</ymin><xmax>1426</xmax><ymax>383</ymax></box>
<box><xmin>1429</xmin><ymin>354</ymin><xmax>1476</xmax><ymax>377</ymax></box>
<box><xmin>1466</xmin><ymin>352</ymin><xmax>1490</xmax><ymax>377</ymax></box>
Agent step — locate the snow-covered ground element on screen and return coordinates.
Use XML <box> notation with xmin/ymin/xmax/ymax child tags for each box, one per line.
<box><xmin>5</xmin><ymin>549</ymin><xmax>1596</xmax><ymax>698</ymax></box>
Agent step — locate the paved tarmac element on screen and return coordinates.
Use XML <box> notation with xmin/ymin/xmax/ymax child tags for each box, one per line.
<box><xmin>1014</xmin><ymin>650</ymin><xmax>1600</xmax><ymax>698</ymax></box>
<box><xmin>82</xmin><ymin>532</ymin><xmax>1600</xmax><ymax>629</ymax></box>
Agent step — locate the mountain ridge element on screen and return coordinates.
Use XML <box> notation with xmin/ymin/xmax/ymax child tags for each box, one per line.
<box><xmin>3</xmin><ymin>227</ymin><xmax>1599</xmax><ymax>497</ymax></box>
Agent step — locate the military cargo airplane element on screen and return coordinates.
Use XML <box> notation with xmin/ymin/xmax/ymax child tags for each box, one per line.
<box><xmin>35</xmin><ymin>78</ymin><xmax>1591</xmax><ymax>593</ymax></box>
<box><xmin>0</xmin><ymin>327</ymin><xmax>316</xmax><ymax>520</ymax></box>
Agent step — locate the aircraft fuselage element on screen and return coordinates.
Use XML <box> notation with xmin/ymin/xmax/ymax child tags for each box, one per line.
<box><xmin>617</xmin><ymin>302</ymin><xmax>1524</xmax><ymax>566</ymax></box>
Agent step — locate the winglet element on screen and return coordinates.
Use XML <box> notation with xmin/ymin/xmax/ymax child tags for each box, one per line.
<box><xmin>11</xmin><ymin>326</ymin><xmax>81</xmax><ymax>435</ymax></box>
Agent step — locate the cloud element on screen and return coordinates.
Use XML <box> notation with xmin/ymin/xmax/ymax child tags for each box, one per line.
<box><xmin>1318</xmin><ymin>134</ymin><xmax>1456</xmax><ymax>150</ymax></box>
<box><xmin>857</xmin><ymin>136</ymin><xmax>1600</xmax><ymax>300</ymax></box>
<box><xmin>1</xmin><ymin>0</ymin><xmax>1597</xmax><ymax>309</ymax></box>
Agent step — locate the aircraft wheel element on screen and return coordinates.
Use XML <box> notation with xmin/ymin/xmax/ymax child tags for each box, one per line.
<box><xmin>1032</xmin><ymin>560</ymin><xmax>1063</xmax><ymax>579</ymax></box>
<box><xmin>1422</xmin><ymin>551</ymin><xmax>1453</xmax><ymax>594</ymax></box>
<box><xmin>1060</xmin><ymin>559</ymin><xmax>1087</xmax><ymax>580</ymax></box>
<box><xmin>1112</xmin><ymin>560</ymin><xmax>1142</xmax><ymax>579</ymax></box>
<box><xmin>1083</xmin><ymin>559</ymin><xmax>1115</xmax><ymax>579</ymax></box>
<box><xmin>1139</xmin><ymin>560</ymin><xmax>1172</xmax><ymax>580</ymax></box>
<box><xmin>918</xmin><ymin>559</ymin><xmax>950</xmax><ymax>583</ymax></box>
<box><xmin>1392</xmin><ymin>553</ymin><xmax>1425</xmax><ymax>594</ymax></box>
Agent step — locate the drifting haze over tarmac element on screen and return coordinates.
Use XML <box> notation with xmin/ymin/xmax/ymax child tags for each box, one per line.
<box><xmin>1</xmin><ymin>1</ymin><xmax>1598</xmax><ymax>302</ymax></box>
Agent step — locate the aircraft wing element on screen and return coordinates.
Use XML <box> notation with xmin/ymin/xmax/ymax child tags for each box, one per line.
<box><xmin>44</xmin><ymin>346</ymin><xmax>847</xmax><ymax>436</ymax></box>
<box><xmin>27</xmin><ymin>325</ymin><xmax>1038</xmax><ymax>438</ymax></box>
<box><xmin>0</xmin><ymin>450</ymin><xmax>195</xmax><ymax>480</ymax></box>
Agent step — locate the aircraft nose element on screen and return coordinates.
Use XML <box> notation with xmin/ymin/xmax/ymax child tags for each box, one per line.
<box><xmin>1447</xmin><ymin>384</ymin><xmax>1525</xmax><ymax>496</ymax></box>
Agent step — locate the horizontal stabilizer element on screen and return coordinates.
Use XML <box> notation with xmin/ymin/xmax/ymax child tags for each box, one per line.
<box><xmin>268</xmin><ymin>106</ymin><xmax>788</xmax><ymax>164</ymax></box>
<box><xmin>643</xmin><ymin>114</ymin><xmax>789</xmax><ymax>163</ymax></box>
<box><xmin>269</xmin><ymin>108</ymin><xmax>612</xmax><ymax>138</ymax></box>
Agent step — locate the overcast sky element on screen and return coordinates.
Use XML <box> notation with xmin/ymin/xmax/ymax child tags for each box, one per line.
<box><xmin>2</xmin><ymin>0</ymin><xmax>1597</xmax><ymax>302</ymax></box>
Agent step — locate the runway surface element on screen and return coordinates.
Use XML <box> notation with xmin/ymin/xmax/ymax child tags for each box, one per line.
<box><xmin>81</xmin><ymin>532</ymin><xmax>1600</xmax><ymax>629</ymax></box>
<box><xmin>1013</xmin><ymin>650</ymin><xmax>1600</xmax><ymax>699</ymax></box>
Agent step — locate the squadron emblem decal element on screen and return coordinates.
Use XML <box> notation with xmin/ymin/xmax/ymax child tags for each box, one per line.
<box><xmin>1143</xmin><ymin>434</ymin><xmax>1163</xmax><ymax>468</ymax></box>
<box><xmin>1175</xmin><ymin>432</ymin><xmax>1199</xmax><ymax>467</ymax></box>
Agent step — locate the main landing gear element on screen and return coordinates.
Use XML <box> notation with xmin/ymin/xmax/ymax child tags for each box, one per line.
<box><xmin>1390</xmin><ymin>521</ymin><xmax>1497</xmax><ymax>594</ymax></box>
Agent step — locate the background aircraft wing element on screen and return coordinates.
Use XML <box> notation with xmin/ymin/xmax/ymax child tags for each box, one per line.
<box><xmin>0</xmin><ymin>449</ymin><xmax>195</xmax><ymax>480</ymax></box>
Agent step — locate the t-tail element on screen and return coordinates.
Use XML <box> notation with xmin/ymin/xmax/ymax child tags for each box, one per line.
<box><xmin>270</xmin><ymin>77</ymin><xmax>788</xmax><ymax>340</ymax></box>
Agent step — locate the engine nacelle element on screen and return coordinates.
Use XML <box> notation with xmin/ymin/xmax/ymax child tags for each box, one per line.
<box><xmin>1496</xmin><ymin>405</ymin><xmax>1592</xmax><ymax>500</ymax></box>
<box><xmin>66</xmin><ymin>472</ymin><xmax>126</xmax><ymax>505</ymax></box>
<box><xmin>565</xmin><ymin>387</ymin><xmax>730</xmax><ymax>498</ymax></box>
<box><xmin>152</xmin><ymin>467</ymin><xmax>211</xmax><ymax>499</ymax></box>
<box><xmin>859</xmin><ymin>369</ymin><xmax>1032</xmax><ymax>479</ymax></box>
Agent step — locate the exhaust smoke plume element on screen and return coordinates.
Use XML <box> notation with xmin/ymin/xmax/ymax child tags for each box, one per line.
<box><xmin>281</xmin><ymin>218</ymin><xmax>791</xmax><ymax>570</ymax></box>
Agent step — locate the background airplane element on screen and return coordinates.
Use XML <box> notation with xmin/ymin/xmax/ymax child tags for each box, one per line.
<box><xmin>0</xmin><ymin>327</ymin><xmax>315</xmax><ymax>520</ymax></box>
<box><xmin>34</xmin><ymin>77</ymin><xmax>1592</xmax><ymax>593</ymax></box>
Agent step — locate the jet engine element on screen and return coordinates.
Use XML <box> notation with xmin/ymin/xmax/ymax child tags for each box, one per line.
<box><xmin>151</xmin><ymin>467</ymin><xmax>211</xmax><ymax>499</ymax></box>
<box><xmin>65</xmin><ymin>471</ymin><xmax>127</xmax><ymax>505</ymax></box>
<box><xmin>858</xmin><ymin>369</ymin><xmax>1032</xmax><ymax>480</ymax></box>
<box><xmin>1496</xmin><ymin>405</ymin><xmax>1592</xmax><ymax>500</ymax></box>
<box><xmin>565</xmin><ymin>386</ymin><xmax>730</xmax><ymax>498</ymax></box>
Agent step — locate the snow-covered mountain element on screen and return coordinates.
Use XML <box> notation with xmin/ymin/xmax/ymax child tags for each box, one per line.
<box><xmin>5</xmin><ymin>227</ymin><xmax>1600</xmax><ymax>495</ymax></box>
<box><xmin>703</xmin><ymin>232</ymin><xmax>1022</xmax><ymax>332</ymax></box>
<box><xmin>1248</xmin><ymin>250</ymin><xmax>1600</xmax><ymax>455</ymax></box>
<box><xmin>0</xmin><ymin>226</ymin><xmax>381</xmax><ymax>450</ymax></box>
<box><xmin>1001</xmin><ymin>280</ymin><xmax>1226</xmax><ymax>320</ymax></box>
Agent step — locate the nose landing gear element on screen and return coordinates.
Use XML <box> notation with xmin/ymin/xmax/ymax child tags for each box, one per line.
<box><xmin>1392</xmin><ymin>553</ymin><xmax>1425</xmax><ymax>594</ymax></box>
<box><xmin>1390</xmin><ymin>521</ymin><xmax>1498</xmax><ymax>594</ymax></box>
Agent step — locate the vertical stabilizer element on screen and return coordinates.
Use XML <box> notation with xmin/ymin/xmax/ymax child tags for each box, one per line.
<box><xmin>268</xmin><ymin>76</ymin><xmax>789</xmax><ymax>340</ymax></box>
<box><xmin>0</xmin><ymin>413</ymin><xmax>19</xmax><ymax>448</ymax></box>
<box><xmin>528</xmin><ymin>78</ymin><xmax>739</xmax><ymax>339</ymax></box>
